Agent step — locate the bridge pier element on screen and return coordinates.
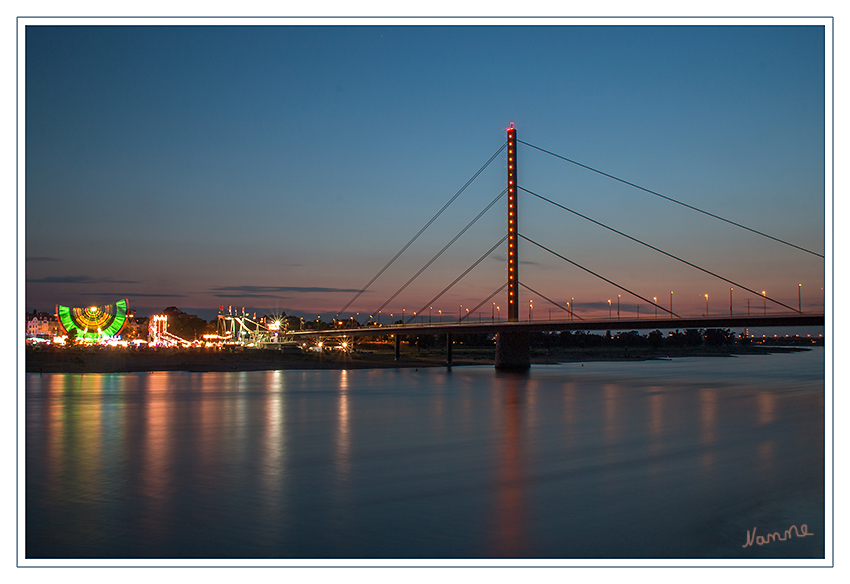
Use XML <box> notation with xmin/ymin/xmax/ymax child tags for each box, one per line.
<box><xmin>495</xmin><ymin>331</ymin><xmax>530</xmax><ymax>371</ymax></box>
<box><xmin>394</xmin><ymin>334</ymin><xmax>400</xmax><ymax>361</ymax></box>
<box><xmin>446</xmin><ymin>333</ymin><xmax>453</xmax><ymax>367</ymax></box>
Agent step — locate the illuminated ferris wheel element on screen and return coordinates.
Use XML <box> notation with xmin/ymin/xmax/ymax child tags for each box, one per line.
<box><xmin>55</xmin><ymin>299</ymin><xmax>129</xmax><ymax>341</ymax></box>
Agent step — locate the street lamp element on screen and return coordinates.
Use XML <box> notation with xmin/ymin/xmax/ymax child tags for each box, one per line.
<box><xmin>617</xmin><ymin>294</ymin><xmax>621</xmax><ymax>320</ymax></box>
<box><xmin>438</xmin><ymin>309</ymin><xmax>442</xmax><ymax>323</ymax></box>
<box><xmin>608</xmin><ymin>299</ymin><xmax>611</xmax><ymax>318</ymax></box>
<box><xmin>529</xmin><ymin>299</ymin><xmax>533</xmax><ymax>321</ymax></box>
<box><xmin>459</xmin><ymin>305</ymin><xmax>462</xmax><ymax>322</ymax></box>
<box><xmin>730</xmin><ymin>288</ymin><xmax>733</xmax><ymax>317</ymax></box>
<box><xmin>798</xmin><ymin>283</ymin><xmax>802</xmax><ymax>313</ymax></box>
<box><xmin>571</xmin><ymin>297</ymin><xmax>574</xmax><ymax>322</ymax></box>
<box><xmin>492</xmin><ymin>302</ymin><xmax>495</xmax><ymax>322</ymax></box>
<box><xmin>653</xmin><ymin>297</ymin><xmax>657</xmax><ymax>318</ymax></box>
<box><xmin>670</xmin><ymin>291</ymin><xmax>673</xmax><ymax>318</ymax></box>
<box><xmin>762</xmin><ymin>291</ymin><xmax>766</xmax><ymax>316</ymax></box>
<box><xmin>705</xmin><ymin>293</ymin><xmax>709</xmax><ymax>316</ymax></box>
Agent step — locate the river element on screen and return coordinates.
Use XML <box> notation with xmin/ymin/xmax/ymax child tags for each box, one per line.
<box><xmin>25</xmin><ymin>348</ymin><xmax>825</xmax><ymax>561</ymax></box>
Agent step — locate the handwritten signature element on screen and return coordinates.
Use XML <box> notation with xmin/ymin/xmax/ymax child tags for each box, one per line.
<box><xmin>742</xmin><ymin>524</ymin><xmax>814</xmax><ymax>548</ymax></box>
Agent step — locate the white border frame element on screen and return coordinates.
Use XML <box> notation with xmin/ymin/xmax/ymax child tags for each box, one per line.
<box><xmin>16</xmin><ymin>15</ymin><xmax>834</xmax><ymax>569</ymax></box>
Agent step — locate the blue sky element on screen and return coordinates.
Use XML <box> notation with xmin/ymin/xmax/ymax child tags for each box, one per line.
<box><xmin>24</xmin><ymin>23</ymin><xmax>826</xmax><ymax>322</ymax></box>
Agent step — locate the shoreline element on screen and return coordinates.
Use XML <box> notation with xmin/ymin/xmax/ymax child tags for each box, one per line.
<box><xmin>25</xmin><ymin>345</ymin><xmax>814</xmax><ymax>374</ymax></box>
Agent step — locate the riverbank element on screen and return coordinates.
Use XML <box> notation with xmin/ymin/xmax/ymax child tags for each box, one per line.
<box><xmin>25</xmin><ymin>344</ymin><xmax>812</xmax><ymax>374</ymax></box>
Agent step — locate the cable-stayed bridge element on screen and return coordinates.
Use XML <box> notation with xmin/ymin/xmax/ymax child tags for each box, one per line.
<box><xmin>282</xmin><ymin>124</ymin><xmax>824</xmax><ymax>370</ymax></box>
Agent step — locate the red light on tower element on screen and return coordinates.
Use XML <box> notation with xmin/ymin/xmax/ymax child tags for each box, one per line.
<box><xmin>507</xmin><ymin>124</ymin><xmax>519</xmax><ymax>322</ymax></box>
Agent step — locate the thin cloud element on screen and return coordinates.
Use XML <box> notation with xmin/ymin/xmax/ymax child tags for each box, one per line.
<box><xmin>214</xmin><ymin>293</ymin><xmax>291</xmax><ymax>299</ymax></box>
<box><xmin>211</xmin><ymin>285</ymin><xmax>364</xmax><ymax>294</ymax></box>
<box><xmin>491</xmin><ymin>255</ymin><xmax>540</xmax><ymax>266</ymax></box>
<box><xmin>27</xmin><ymin>275</ymin><xmax>140</xmax><ymax>284</ymax></box>
<box><xmin>100</xmin><ymin>292</ymin><xmax>188</xmax><ymax>298</ymax></box>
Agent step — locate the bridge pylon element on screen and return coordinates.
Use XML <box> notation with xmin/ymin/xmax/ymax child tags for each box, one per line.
<box><xmin>496</xmin><ymin>123</ymin><xmax>531</xmax><ymax>371</ymax></box>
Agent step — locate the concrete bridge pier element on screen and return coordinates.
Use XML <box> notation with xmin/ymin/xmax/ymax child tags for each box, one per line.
<box><xmin>446</xmin><ymin>333</ymin><xmax>453</xmax><ymax>367</ymax></box>
<box><xmin>495</xmin><ymin>331</ymin><xmax>530</xmax><ymax>371</ymax></box>
<box><xmin>394</xmin><ymin>334</ymin><xmax>400</xmax><ymax>361</ymax></box>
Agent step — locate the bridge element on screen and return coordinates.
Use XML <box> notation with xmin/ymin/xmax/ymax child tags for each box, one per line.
<box><xmin>277</xmin><ymin>124</ymin><xmax>824</xmax><ymax>370</ymax></box>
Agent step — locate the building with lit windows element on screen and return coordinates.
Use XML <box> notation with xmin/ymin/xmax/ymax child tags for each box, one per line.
<box><xmin>26</xmin><ymin>312</ymin><xmax>59</xmax><ymax>337</ymax></box>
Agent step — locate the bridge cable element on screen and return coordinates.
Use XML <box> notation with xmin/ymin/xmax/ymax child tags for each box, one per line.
<box><xmin>519</xmin><ymin>233</ymin><xmax>679</xmax><ymax>318</ymax></box>
<box><xmin>520</xmin><ymin>186</ymin><xmax>802</xmax><ymax>314</ymax></box>
<box><xmin>519</xmin><ymin>281</ymin><xmax>584</xmax><ymax>321</ymax></box>
<box><xmin>407</xmin><ymin>235</ymin><xmax>508</xmax><ymax>324</ymax></box>
<box><xmin>517</xmin><ymin>139</ymin><xmax>824</xmax><ymax>259</ymax></box>
<box><xmin>336</xmin><ymin>142</ymin><xmax>507</xmax><ymax>317</ymax></box>
<box><xmin>372</xmin><ymin>189</ymin><xmax>508</xmax><ymax>318</ymax></box>
<box><xmin>455</xmin><ymin>282</ymin><xmax>508</xmax><ymax>324</ymax></box>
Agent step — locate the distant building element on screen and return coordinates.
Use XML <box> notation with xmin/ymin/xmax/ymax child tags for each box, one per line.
<box><xmin>26</xmin><ymin>312</ymin><xmax>59</xmax><ymax>337</ymax></box>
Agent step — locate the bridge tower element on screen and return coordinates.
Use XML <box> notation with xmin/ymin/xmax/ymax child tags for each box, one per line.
<box><xmin>496</xmin><ymin>123</ymin><xmax>531</xmax><ymax>371</ymax></box>
<box><xmin>507</xmin><ymin>123</ymin><xmax>519</xmax><ymax>322</ymax></box>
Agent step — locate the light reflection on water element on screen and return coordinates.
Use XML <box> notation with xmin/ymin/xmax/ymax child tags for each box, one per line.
<box><xmin>26</xmin><ymin>349</ymin><xmax>824</xmax><ymax>559</ymax></box>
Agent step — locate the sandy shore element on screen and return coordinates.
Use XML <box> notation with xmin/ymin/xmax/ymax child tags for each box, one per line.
<box><xmin>24</xmin><ymin>345</ymin><xmax>810</xmax><ymax>374</ymax></box>
<box><xmin>25</xmin><ymin>347</ymin><xmax>494</xmax><ymax>373</ymax></box>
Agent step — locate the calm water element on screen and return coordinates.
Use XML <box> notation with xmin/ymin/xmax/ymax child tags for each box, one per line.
<box><xmin>26</xmin><ymin>349</ymin><xmax>825</xmax><ymax>560</ymax></box>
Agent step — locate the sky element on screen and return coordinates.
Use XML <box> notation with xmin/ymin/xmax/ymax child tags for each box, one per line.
<box><xmin>23</xmin><ymin>22</ymin><xmax>827</xmax><ymax>323</ymax></box>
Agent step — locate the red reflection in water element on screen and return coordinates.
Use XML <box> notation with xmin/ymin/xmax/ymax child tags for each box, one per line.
<box><xmin>492</xmin><ymin>379</ymin><xmax>526</xmax><ymax>557</ymax></box>
<box><xmin>198</xmin><ymin>373</ymin><xmax>225</xmax><ymax>490</ymax></box>
<box><xmin>140</xmin><ymin>373</ymin><xmax>171</xmax><ymax>544</ymax></box>
<box><xmin>648</xmin><ymin>391</ymin><xmax>665</xmax><ymax>465</ymax></box>
<box><xmin>260</xmin><ymin>370</ymin><xmax>286</xmax><ymax>522</ymax></box>
<box><xmin>336</xmin><ymin>370</ymin><xmax>351</xmax><ymax>478</ymax></box>
<box><xmin>44</xmin><ymin>375</ymin><xmax>70</xmax><ymax>500</ymax></box>
<box><xmin>758</xmin><ymin>391</ymin><xmax>776</xmax><ymax>426</ymax></box>
<box><xmin>45</xmin><ymin>375</ymin><xmax>103</xmax><ymax>507</ymax></box>
<box><xmin>700</xmin><ymin>387</ymin><xmax>718</xmax><ymax>470</ymax></box>
<box><xmin>603</xmin><ymin>384</ymin><xmax>618</xmax><ymax>446</ymax></box>
<box><xmin>562</xmin><ymin>383</ymin><xmax>576</xmax><ymax>449</ymax></box>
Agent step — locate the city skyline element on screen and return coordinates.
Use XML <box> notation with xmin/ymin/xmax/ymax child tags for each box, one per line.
<box><xmin>24</xmin><ymin>22</ymin><xmax>827</xmax><ymax>322</ymax></box>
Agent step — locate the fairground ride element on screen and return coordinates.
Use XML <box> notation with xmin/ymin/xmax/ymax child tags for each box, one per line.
<box><xmin>56</xmin><ymin>299</ymin><xmax>129</xmax><ymax>342</ymax></box>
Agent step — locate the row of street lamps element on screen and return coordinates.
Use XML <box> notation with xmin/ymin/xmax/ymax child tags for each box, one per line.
<box><xmin>364</xmin><ymin>284</ymin><xmax>804</xmax><ymax>325</ymax></box>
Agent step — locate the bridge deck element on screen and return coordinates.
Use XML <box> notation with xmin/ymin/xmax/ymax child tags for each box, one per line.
<box><xmin>286</xmin><ymin>314</ymin><xmax>824</xmax><ymax>338</ymax></box>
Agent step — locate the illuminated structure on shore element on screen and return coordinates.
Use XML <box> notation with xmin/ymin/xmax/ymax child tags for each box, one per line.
<box><xmin>55</xmin><ymin>299</ymin><xmax>129</xmax><ymax>342</ymax></box>
<box><xmin>148</xmin><ymin>314</ymin><xmax>192</xmax><ymax>347</ymax></box>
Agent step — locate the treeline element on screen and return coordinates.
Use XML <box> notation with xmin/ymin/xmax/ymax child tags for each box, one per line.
<box><xmin>394</xmin><ymin>328</ymin><xmax>739</xmax><ymax>350</ymax></box>
<box><xmin>533</xmin><ymin>328</ymin><xmax>738</xmax><ymax>349</ymax></box>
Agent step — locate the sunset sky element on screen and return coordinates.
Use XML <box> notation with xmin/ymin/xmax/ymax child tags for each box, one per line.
<box><xmin>24</xmin><ymin>22</ymin><xmax>827</xmax><ymax>322</ymax></box>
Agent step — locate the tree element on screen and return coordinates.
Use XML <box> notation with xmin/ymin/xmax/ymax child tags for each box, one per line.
<box><xmin>705</xmin><ymin>328</ymin><xmax>733</xmax><ymax>346</ymax></box>
<box><xmin>684</xmin><ymin>329</ymin><xmax>703</xmax><ymax>347</ymax></box>
<box><xmin>648</xmin><ymin>329</ymin><xmax>664</xmax><ymax>348</ymax></box>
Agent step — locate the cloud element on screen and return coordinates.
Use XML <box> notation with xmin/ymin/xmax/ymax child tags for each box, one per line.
<box><xmin>213</xmin><ymin>293</ymin><xmax>291</xmax><ymax>299</ymax></box>
<box><xmin>491</xmin><ymin>255</ymin><xmax>540</xmax><ymax>266</ymax></box>
<box><xmin>100</xmin><ymin>292</ymin><xmax>188</xmax><ymax>298</ymax></box>
<box><xmin>580</xmin><ymin>300</ymin><xmax>619</xmax><ymax>310</ymax></box>
<box><xmin>27</xmin><ymin>275</ymin><xmax>140</xmax><ymax>284</ymax></box>
<box><xmin>211</xmin><ymin>285</ymin><xmax>364</xmax><ymax>295</ymax></box>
